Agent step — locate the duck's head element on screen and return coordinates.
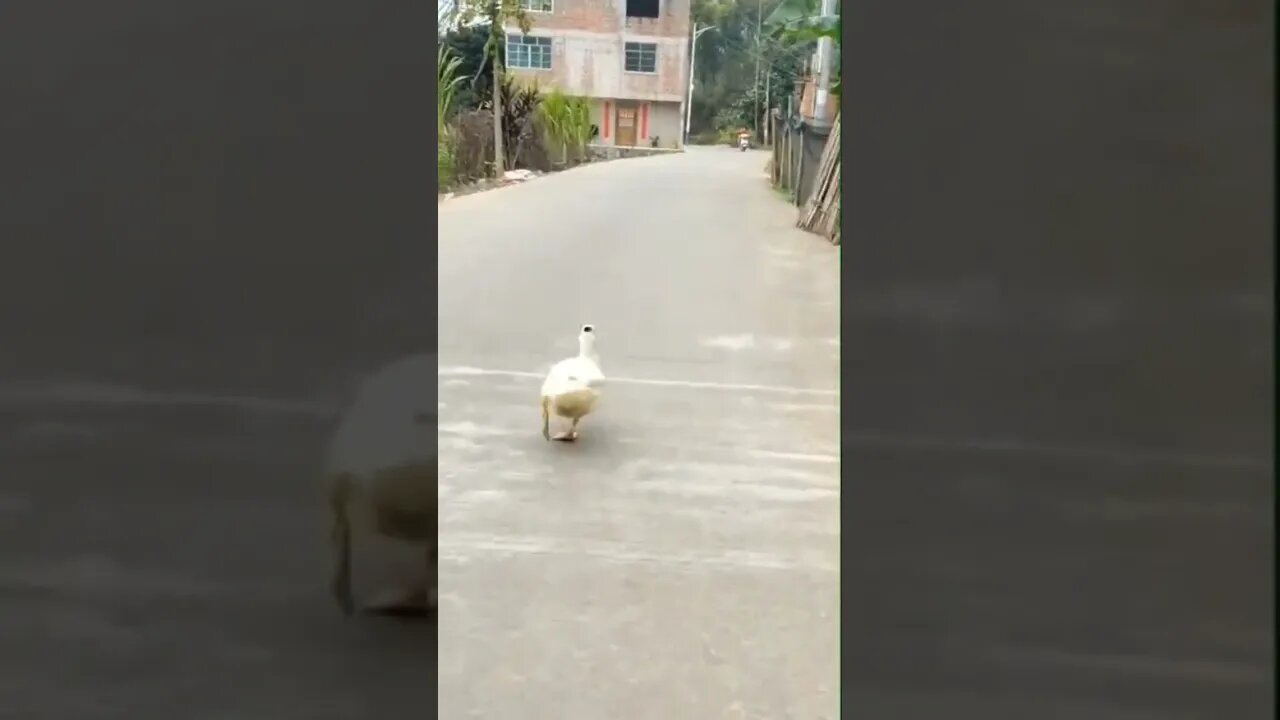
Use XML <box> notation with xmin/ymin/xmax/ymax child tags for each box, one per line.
<box><xmin>578</xmin><ymin>324</ymin><xmax>595</xmax><ymax>355</ymax></box>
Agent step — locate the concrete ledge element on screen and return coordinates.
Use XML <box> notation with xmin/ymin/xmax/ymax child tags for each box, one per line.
<box><xmin>587</xmin><ymin>144</ymin><xmax>684</xmax><ymax>161</ymax></box>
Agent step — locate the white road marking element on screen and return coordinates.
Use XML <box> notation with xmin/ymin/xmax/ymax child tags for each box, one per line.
<box><xmin>747</xmin><ymin>449</ymin><xmax>841</xmax><ymax>464</ymax></box>
<box><xmin>20</xmin><ymin>378</ymin><xmax>1227</xmax><ymax>472</ymax></box>
<box><xmin>438</xmin><ymin>365</ymin><xmax>839</xmax><ymax>397</ymax></box>
<box><xmin>697</xmin><ymin>334</ymin><xmax>795</xmax><ymax>352</ymax></box>
<box><xmin>437</xmin><ymin>532</ymin><xmax>838</xmax><ymax>574</ymax></box>
<box><xmin>766</xmin><ymin>401</ymin><xmax>841</xmax><ymax>414</ymax></box>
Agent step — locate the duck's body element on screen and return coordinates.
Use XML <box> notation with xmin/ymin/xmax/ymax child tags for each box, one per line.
<box><xmin>324</xmin><ymin>354</ymin><xmax>437</xmax><ymax>617</ymax></box>
<box><xmin>545</xmin><ymin>386</ymin><xmax>598</xmax><ymax>420</ymax></box>
<box><xmin>541</xmin><ymin>325</ymin><xmax>605</xmax><ymax>441</ymax></box>
<box><xmin>326</xmin><ymin>461</ymin><xmax>436</xmax><ymax>616</ymax></box>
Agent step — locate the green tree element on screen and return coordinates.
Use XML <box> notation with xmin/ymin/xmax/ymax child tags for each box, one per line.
<box><xmin>454</xmin><ymin>0</ymin><xmax>533</xmax><ymax>176</ymax></box>
<box><xmin>440</xmin><ymin>23</ymin><xmax>496</xmax><ymax>113</ymax></box>
<box><xmin>767</xmin><ymin>0</ymin><xmax>840</xmax><ymax>95</ymax></box>
<box><xmin>686</xmin><ymin>0</ymin><xmax>813</xmax><ymax>139</ymax></box>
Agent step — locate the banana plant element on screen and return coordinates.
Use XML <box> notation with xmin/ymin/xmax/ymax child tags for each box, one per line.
<box><xmin>764</xmin><ymin>0</ymin><xmax>820</xmax><ymax>28</ymax></box>
<box><xmin>438</xmin><ymin>46</ymin><xmax>466</xmax><ymax>130</ymax></box>
<box><xmin>539</xmin><ymin>89</ymin><xmax>593</xmax><ymax>166</ymax></box>
<box><xmin>438</xmin><ymin>46</ymin><xmax>467</xmax><ymax>188</ymax></box>
<box><xmin>568</xmin><ymin>96</ymin><xmax>592</xmax><ymax>161</ymax></box>
<box><xmin>766</xmin><ymin>0</ymin><xmax>840</xmax><ymax>96</ymax></box>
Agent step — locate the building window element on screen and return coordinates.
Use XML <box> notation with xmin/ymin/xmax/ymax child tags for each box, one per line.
<box><xmin>626</xmin><ymin>0</ymin><xmax>660</xmax><ymax>18</ymax></box>
<box><xmin>624</xmin><ymin>42</ymin><xmax>657</xmax><ymax>73</ymax></box>
<box><xmin>506</xmin><ymin>35</ymin><xmax>552</xmax><ymax>70</ymax></box>
<box><xmin>519</xmin><ymin>0</ymin><xmax>552</xmax><ymax>13</ymax></box>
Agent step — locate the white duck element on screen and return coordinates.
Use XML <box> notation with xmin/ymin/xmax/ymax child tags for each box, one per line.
<box><xmin>323</xmin><ymin>354</ymin><xmax>437</xmax><ymax>617</ymax></box>
<box><xmin>540</xmin><ymin>324</ymin><xmax>605</xmax><ymax>441</ymax></box>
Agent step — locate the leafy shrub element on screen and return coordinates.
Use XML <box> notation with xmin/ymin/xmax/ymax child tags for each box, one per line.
<box><xmin>688</xmin><ymin>130</ymin><xmax>721</xmax><ymax>145</ymax></box>
<box><xmin>716</xmin><ymin>127</ymin><xmax>740</xmax><ymax>145</ymax></box>
<box><xmin>437</xmin><ymin>46</ymin><xmax>467</xmax><ymax>190</ymax></box>
<box><xmin>481</xmin><ymin>75</ymin><xmax>543</xmax><ymax>172</ymax></box>
<box><xmin>539</xmin><ymin>89</ymin><xmax>593</xmax><ymax>167</ymax></box>
<box><xmin>450</xmin><ymin>110</ymin><xmax>495</xmax><ymax>184</ymax></box>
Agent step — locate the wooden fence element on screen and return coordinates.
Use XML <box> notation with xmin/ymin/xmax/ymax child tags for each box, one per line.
<box><xmin>770</xmin><ymin>110</ymin><xmax>840</xmax><ymax>245</ymax></box>
<box><xmin>798</xmin><ymin>118</ymin><xmax>839</xmax><ymax>245</ymax></box>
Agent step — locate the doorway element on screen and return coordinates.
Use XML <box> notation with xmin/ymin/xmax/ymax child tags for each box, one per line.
<box><xmin>615</xmin><ymin>104</ymin><xmax>638</xmax><ymax>147</ymax></box>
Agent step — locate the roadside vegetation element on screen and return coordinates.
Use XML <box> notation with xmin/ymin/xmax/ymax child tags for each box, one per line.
<box><xmin>437</xmin><ymin>2</ymin><xmax>597</xmax><ymax>195</ymax></box>
<box><xmin>436</xmin><ymin>0</ymin><xmax>839</xmax><ymax>188</ymax></box>
<box><xmin>685</xmin><ymin>0</ymin><xmax>836</xmax><ymax>145</ymax></box>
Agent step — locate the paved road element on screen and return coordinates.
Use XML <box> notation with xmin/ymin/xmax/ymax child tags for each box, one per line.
<box><xmin>437</xmin><ymin>148</ymin><xmax>841</xmax><ymax>718</ymax></box>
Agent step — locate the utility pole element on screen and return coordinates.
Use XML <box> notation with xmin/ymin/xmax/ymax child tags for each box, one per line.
<box><xmin>812</xmin><ymin>0</ymin><xmax>837</xmax><ymax>122</ymax></box>
<box><xmin>752</xmin><ymin>0</ymin><xmax>764</xmax><ymax>139</ymax></box>
<box><xmin>488</xmin><ymin>2</ymin><xmax>506</xmax><ymax>174</ymax></box>
<box><xmin>762</xmin><ymin>67</ymin><xmax>771</xmax><ymax>145</ymax></box>
<box><xmin>684</xmin><ymin>23</ymin><xmax>716</xmax><ymax>144</ymax></box>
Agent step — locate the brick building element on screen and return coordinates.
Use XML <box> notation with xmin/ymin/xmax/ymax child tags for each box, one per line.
<box><xmin>504</xmin><ymin>0</ymin><xmax>691</xmax><ymax>149</ymax></box>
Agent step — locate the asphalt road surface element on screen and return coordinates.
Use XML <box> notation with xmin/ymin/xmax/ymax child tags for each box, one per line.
<box><xmin>437</xmin><ymin>148</ymin><xmax>842</xmax><ymax>719</ymax></box>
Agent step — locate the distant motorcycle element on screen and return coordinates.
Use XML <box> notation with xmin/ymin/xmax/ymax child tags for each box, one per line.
<box><xmin>738</xmin><ymin>133</ymin><xmax>750</xmax><ymax>152</ymax></box>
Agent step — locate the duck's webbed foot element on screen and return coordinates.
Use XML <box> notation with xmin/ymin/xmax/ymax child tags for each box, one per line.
<box><xmin>553</xmin><ymin>417</ymin><xmax>580</xmax><ymax>442</ymax></box>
